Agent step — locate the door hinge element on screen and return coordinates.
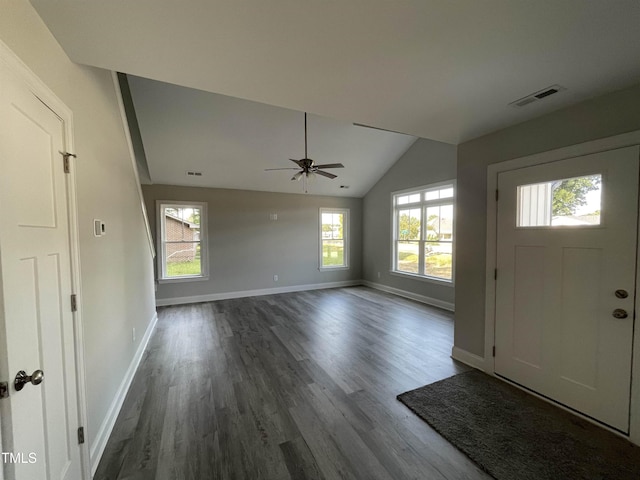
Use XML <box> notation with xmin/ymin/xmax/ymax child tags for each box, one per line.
<box><xmin>0</xmin><ymin>381</ymin><xmax>8</xmax><ymax>399</ymax></box>
<box><xmin>492</xmin><ymin>346</ymin><xmax>496</xmax><ymax>357</ymax></box>
<box><xmin>59</xmin><ymin>151</ymin><xmax>76</xmax><ymax>174</ymax></box>
<box><xmin>495</xmin><ymin>189</ymin><xmax>499</xmax><ymax>201</ymax></box>
<box><xmin>71</xmin><ymin>294</ymin><xmax>77</xmax><ymax>312</ymax></box>
<box><xmin>494</xmin><ymin>268</ymin><xmax>497</xmax><ymax>280</ymax></box>
<box><xmin>77</xmin><ymin>427</ymin><xmax>85</xmax><ymax>444</ymax></box>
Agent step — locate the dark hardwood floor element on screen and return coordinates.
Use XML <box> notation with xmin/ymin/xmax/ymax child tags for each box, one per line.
<box><xmin>94</xmin><ymin>287</ymin><xmax>490</xmax><ymax>480</ymax></box>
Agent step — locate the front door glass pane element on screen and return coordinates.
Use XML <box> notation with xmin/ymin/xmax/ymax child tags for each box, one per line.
<box><xmin>517</xmin><ymin>174</ymin><xmax>601</xmax><ymax>227</ymax></box>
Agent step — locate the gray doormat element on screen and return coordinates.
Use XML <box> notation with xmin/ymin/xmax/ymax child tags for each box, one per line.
<box><xmin>397</xmin><ymin>370</ymin><xmax>640</xmax><ymax>480</ymax></box>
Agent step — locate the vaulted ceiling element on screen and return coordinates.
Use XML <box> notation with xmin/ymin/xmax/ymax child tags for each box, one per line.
<box><xmin>31</xmin><ymin>0</ymin><xmax>640</xmax><ymax>196</ymax></box>
<box><xmin>127</xmin><ymin>75</ymin><xmax>417</xmax><ymax>197</ymax></box>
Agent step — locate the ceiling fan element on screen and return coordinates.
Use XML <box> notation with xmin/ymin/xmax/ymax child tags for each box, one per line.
<box><xmin>265</xmin><ymin>112</ymin><xmax>344</xmax><ymax>192</ymax></box>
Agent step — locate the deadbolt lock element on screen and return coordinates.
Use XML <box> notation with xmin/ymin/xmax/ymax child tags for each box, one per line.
<box><xmin>615</xmin><ymin>289</ymin><xmax>629</xmax><ymax>299</ymax></box>
<box><xmin>612</xmin><ymin>309</ymin><xmax>629</xmax><ymax>319</ymax></box>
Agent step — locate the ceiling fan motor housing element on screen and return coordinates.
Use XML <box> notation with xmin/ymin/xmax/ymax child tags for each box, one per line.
<box><xmin>301</xmin><ymin>158</ymin><xmax>314</xmax><ymax>172</ymax></box>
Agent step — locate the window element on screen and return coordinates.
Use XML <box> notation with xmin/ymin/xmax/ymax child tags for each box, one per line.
<box><xmin>157</xmin><ymin>201</ymin><xmax>208</xmax><ymax>282</ymax></box>
<box><xmin>393</xmin><ymin>182</ymin><xmax>455</xmax><ymax>282</ymax></box>
<box><xmin>517</xmin><ymin>174</ymin><xmax>601</xmax><ymax>227</ymax></box>
<box><xmin>319</xmin><ymin>208</ymin><xmax>349</xmax><ymax>270</ymax></box>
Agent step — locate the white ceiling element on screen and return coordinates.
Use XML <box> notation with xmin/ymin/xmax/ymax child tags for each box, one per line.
<box><xmin>127</xmin><ymin>75</ymin><xmax>417</xmax><ymax>197</ymax></box>
<box><xmin>30</xmin><ymin>1</ymin><xmax>640</xmax><ymax>195</ymax></box>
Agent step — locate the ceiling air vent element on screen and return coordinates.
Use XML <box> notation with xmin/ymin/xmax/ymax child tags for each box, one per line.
<box><xmin>186</xmin><ymin>171</ymin><xmax>203</xmax><ymax>177</ymax></box>
<box><xmin>509</xmin><ymin>85</ymin><xmax>566</xmax><ymax>108</ymax></box>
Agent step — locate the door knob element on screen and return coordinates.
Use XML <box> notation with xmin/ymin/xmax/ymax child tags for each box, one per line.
<box><xmin>14</xmin><ymin>370</ymin><xmax>44</xmax><ymax>391</ymax></box>
<box><xmin>612</xmin><ymin>309</ymin><xmax>628</xmax><ymax>319</ymax></box>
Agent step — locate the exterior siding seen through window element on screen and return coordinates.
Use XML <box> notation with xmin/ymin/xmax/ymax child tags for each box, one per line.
<box><xmin>157</xmin><ymin>201</ymin><xmax>208</xmax><ymax>282</ymax></box>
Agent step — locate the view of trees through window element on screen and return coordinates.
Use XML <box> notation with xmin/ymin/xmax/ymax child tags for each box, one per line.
<box><xmin>552</xmin><ymin>175</ymin><xmax>601</xmax><ymax>217</ymax></box>
<box><xmin>394</xmin><ymin>184</ymin><xmax>454</xmax><ymax>281</ymax></box>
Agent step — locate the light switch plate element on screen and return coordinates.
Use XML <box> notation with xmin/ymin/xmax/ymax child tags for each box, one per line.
<box><xmin>94</xmin><ymin>219</ymin><xmax>106</xmax><ymax>237</ymax></box>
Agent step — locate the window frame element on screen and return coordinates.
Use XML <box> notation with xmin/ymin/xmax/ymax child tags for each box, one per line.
<box><xmin>156</xmin><ymin>200</ymin><xmax>209</xmax><ymax>283</ymax></box>
<box><xmin>319</xmin><ymin>207</ymin><xmax>350</xmax><ymax>271</ymax></box>
<box><xmin>391</xmin><ymin>181</ymin><xmax>455</xmax><ymax>284</ymax></box>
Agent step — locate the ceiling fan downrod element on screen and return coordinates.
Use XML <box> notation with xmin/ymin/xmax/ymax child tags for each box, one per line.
<box><xmin>304</xmin><ymin>112</ymin><xmax>308</xmax><ymax>160</ymax></box>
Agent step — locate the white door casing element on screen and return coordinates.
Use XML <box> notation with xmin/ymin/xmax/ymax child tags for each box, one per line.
<box><xmin>494</xmin><ymin>146</ymin><xmax>639</xmax><ymax>432</ymax></box>
<box><xmin>0</xmin><ymin>47</ymin><xmax>85</xmax><ymax>479</ymax></box>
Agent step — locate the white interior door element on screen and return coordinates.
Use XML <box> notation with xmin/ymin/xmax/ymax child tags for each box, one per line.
<box><xmin>0</xmin><ymin>58</ymin><xmax>83</xmax><ymax>479</ymax></box>
<box><xmin>495</xmin><ymin>146</ymin><xmax>639</xmax><ymax>432</ymax></box>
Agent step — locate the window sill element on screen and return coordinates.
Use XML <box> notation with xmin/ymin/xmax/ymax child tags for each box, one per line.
<box><xmin>319</xmin><ymin>266</ymin><xmax>350</xmax><ymax>272</ymax></box>
<box><xmin>390</xmin><ymin>270</ymin><xmax>454</xmax><ymax>286</ymax></box>
<box><xmin>158</xmin><ymin>275</ymin><xmax>209</xmax><ymax>284</ymax></box>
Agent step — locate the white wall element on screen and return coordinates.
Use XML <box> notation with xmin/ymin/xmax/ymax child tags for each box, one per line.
<box><xmin>143</xmin><ymin>184</ymin><xmax>362</xmax><ymax>303</ymax></box>
<box><xmin>455</xmin><ymin>82</ymin><xmax>640</xmax><ymax>357</ymax></box>
<box><xmin>0</xmin><ymin>0</ymin><xmax>156</xmax><ymax>460</ymax></box>
<box><xmin>362</xmin><ymin>138</ymin><xmax>457</xmax><ymax>308</ymax></box>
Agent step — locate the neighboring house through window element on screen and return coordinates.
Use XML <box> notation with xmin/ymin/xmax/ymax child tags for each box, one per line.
<box><xmin>320</xmin><ymin>208</ymin><xmax>349</xmax><ymax>270</ymax></box>
<box><xmin>157</xmin><ymin>201</ymin><xmax>208</xmax><ymax>282</ymax></box>
<box><xmin>392</xmin><ymin>182</ymin><xmax>455</xmax><ymax>282</ymax></box>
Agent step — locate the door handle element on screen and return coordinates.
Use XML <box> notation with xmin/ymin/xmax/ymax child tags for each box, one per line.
<box><xmin>612</xmin><ymin>309</ymin><xmax>628</xmax><ymax>319</ymax></box>
<box><xmin>14</xmin><ymin>370</ymin><xmax>44</xmax><ymax>391</ymax></box>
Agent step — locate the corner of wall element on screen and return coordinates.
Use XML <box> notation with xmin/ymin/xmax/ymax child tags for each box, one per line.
<box><xmin>450</xmin><ymin>345</ymin><xmax>488</xmax><ymax>372</ymax></box>
<box><xmin>90</xmin><ymin>311</ymin><xmax>158</xmax><ymax>475</ymax></box>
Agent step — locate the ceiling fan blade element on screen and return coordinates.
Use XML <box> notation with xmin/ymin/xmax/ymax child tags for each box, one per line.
<box><xmin>315</xmin><ymin>170</ymin><xmax>337</xmax><ymax>179</ymax></box>
<box><xmin>290</xmin><ymin>158</ymin><xmax>304</xmax><ymax>167</ymax></box>
<box><xmin>265</xmin><ymin>168</ymin><xmax>299</xmax><ymax>171</ymax></box>
<box><xmin>291</xmin><ymin>171</ymin><xmax>303</xmax><ymax>181</ymax></box>
<box><xmin>313</xmin><ymin>163</ymin><xmax>344</xmax><ymax>169</ymax></box>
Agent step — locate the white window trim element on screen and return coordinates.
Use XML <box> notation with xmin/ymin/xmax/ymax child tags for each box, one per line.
<box><xmin>157</xmin><ymin>200</ymin><xmax>209</xmax><ymax>283</ymax></box>
<box><xmin>391</xmin><ymin>181</ymin><xmax>456</xmax><ymax>284</ymax></box>
<box><xmin>319</xmin><ymin>207</ymin><xmax>350</xmax><ymax>271</ymax></box>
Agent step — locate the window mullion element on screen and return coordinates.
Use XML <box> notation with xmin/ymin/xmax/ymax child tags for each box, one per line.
<box><xmin>418</xmin><ymin>204</ymin><xmax>426</xmax><ymax>275</ymax></box>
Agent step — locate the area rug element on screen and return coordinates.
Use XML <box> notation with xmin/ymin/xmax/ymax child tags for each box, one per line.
<box><xmin>397</xmin><ymin>370</ymin><xmax>640</xmax><ymax>480</ymax></box>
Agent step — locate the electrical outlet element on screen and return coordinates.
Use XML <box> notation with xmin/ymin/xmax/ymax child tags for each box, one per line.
<box><xmin>377</xmin><ymin>272</ymin><xmax>381</xmax><ymax>279</ymax></box>
<box><xmin>273</xmin><ymin>274</ymin><xmax>278</xmax><ymax>282</ymax></box>
<box><xmin>132</xmin><ymin>327</ymin><xmax>136</xmax><ymax>343</ymax></box>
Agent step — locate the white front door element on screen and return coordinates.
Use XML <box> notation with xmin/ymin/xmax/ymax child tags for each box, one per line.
<box><xmin>0</xmin><ymin>56</ymin><xmax>83</xmax><ymax>479</ymax></box>
<box><xmin>495</xmin><ymin>146</ymin><xmax>639</xmax><ymax>432</ymax></box>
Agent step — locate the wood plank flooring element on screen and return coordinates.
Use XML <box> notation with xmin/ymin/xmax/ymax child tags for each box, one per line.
<box><xmin>94</xmin><ymin>287</ymin><xmax>490</xmax><ymax>480</ymax></box>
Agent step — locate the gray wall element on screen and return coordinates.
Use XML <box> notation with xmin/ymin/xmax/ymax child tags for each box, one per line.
<box><xmin>362</xmin><ymin>138</ymin><xmax>457</xmax><ymax>305</ymax></box>
<box><xmin>455</xmin><ymin>82</ymin><xmax>640</xmax><ymax>357</ymax></box>
<box><xmin>0</xmin><ymin>0</ymin><xmax>157</xmax><ymax>457</ymax></box>
<box><xmin>143</xmin><ymin>185</ymin><xmax>362</xmax><ymax>301</ymax></box>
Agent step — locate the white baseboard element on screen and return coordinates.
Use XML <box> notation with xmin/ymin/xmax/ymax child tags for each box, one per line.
<box><xmin>90</xmin><ymin>312</ymin><xmax>158</xmax><ymax>476</ymax></box>
<box><xmin>155</xmin><ymin>280</ymin><xmax>362</xmax><ymax>307</ymax></box>
<box><xmin>362</xmin><ymin>280</ymin><xmax>455</xmax><ymax>312</ymax></box>
<box><xmin>451</xmin><ymin>346</ymin><xmax>488</xmax><ymax>371</ymax></box>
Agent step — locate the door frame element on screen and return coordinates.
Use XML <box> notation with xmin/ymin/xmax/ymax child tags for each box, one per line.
<box><xmin>0</xmin><ymin>40</ymin><xmax>91</xmax><ymax>478</ymax></box>
<box><xmin>483</xmin><ymin>130</ymin><xmax>640</xmax><ymax>445</ymax></box>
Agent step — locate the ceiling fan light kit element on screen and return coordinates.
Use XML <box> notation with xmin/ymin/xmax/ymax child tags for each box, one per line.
<box><xmin>265</xmin><ymin>112</ymin><xmax>344</xmax><ymax>193</ymax></box>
